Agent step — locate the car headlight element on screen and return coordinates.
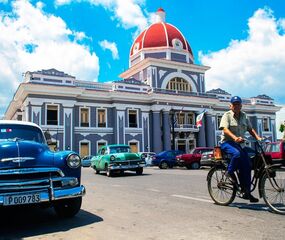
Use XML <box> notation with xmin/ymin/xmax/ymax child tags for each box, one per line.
<box><xmin>66</xmin><ymin>154</ymin><xmax>81</xmax><ymax>168</ymax></box>
<box><xmin>110</xmin><ymin>155</ymin><xmax>116</xmax><ymax>161</ymax></box>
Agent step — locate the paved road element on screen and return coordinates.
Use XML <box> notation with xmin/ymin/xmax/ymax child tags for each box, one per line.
<box><xmin>0</xmin><ymin>167</ymin><xmax>285</xmax><ymax>240</ymax></box>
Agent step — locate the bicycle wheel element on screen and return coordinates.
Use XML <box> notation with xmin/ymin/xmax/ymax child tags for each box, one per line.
<box><xmin>261</xmin><ymin>168</ymin><xmax>285</xmax><ymax>215</ymax></box>
<box><xmin>207</xmin><ymin>167</ymin><xmax>237</xmax><ymax>206</ymax></box>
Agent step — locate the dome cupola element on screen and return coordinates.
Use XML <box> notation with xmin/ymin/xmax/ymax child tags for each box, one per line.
<box><xmin>130</xmin><ymin>8</ymin><xmax>193</xmax><ymax>66</ymax></box>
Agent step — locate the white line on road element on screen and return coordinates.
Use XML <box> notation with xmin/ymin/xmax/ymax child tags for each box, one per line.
<box><xmin>146</xmin><ymin>188</ymin><xmax>161</xmax><ymax>192</ymax></box>
<box><xmin>171</xmin><ymin>194</ymin><xmax>212</xmax><ymax>203</ymax></box>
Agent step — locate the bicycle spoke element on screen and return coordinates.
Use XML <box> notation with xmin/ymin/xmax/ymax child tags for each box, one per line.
<box><xmin>262</xmin><ymin>168</ymin><xmax>285</xmax><ymax>214</ymax></box>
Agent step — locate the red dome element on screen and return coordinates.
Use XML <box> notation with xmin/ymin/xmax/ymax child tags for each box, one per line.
<box><xmin>130</xmin><ymin>22</ymin><xmax>193</xmax><ymax>57</ymax></box>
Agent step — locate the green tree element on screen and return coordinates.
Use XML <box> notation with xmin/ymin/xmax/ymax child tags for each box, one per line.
<box><xmin>280</xmin><ymin>121</ymin><xmax>285</xmax><ymax>139</ymax></box>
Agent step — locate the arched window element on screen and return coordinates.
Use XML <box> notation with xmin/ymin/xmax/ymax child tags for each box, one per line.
<box><xmin>166</xmin><ymin>77</ymin><xmax>192</xmax><ymax>92</ymax></box>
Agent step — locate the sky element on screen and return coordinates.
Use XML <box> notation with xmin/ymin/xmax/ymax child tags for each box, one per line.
<box><xmin>0</xmin><ymin>0</ymin><xmax>285</xmax><ymax>136</ymax></box>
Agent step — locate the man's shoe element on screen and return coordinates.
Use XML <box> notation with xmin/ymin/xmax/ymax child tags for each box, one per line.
<box><xmin>241</xmin><ymin>193</ymin><xmax>259</xmax><ymax>203</ymax></box>
<box><xmin>225</xmin><ymin>171</ymin><xmax>236</xmax><ymax>183</ymax></box>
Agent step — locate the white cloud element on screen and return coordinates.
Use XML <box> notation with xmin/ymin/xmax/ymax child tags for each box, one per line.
<box><xmin>55</xmin><ymin>0</ymin><xmax>152</xmax><ymax>32</ymax></box>
<box><xmin>199</xmin><ymin>8</ymin><xmax>285</xmax><ymax>104</ymax></box>
<box><xmin>0</xmin><ymin>0</ymin><xmax>99</xmax><ymax>116</ymax></box>
<box><xmin>99</xmin><ymin>40</ymin><xmax>119</xmax><ymax>59</ymax></box>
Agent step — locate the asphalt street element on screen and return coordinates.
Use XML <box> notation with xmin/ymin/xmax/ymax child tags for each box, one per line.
<box><xmin>0</xmin><ymin>167</ymin><xmax>285</xmax><ymax>240</ymax></box>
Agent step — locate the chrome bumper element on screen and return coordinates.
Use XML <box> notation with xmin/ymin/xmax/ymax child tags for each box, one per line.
<box><xmin>0</xmin><ymin>185</ymin><xmax>86</xmax><ymax>206</ymax></box>
<box><xmin>109</xmin><ymin>164</ymin><xmax>146</xmax><ymax>170</ymax></box>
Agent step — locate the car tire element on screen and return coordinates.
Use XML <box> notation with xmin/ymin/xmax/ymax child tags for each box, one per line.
<box><xmin>136</xmin><ymin>167</ymin><xmax>143</xmax><ymax>175</ymax></box>
<box><xmin>106</xmin><ymin>168</ymin><xmax>113</xmax><ymax>177</ymax></box>
<box><xmin>159</xmin><ymin>161</ymin><xmax>169</xmax><ymax>169</ymax></box>
<box><xmin>94</xmin><ymin>166</ymin><xmax>100</xmax><ymax>174</ymax></box>
<box><xmin>191</xmin><ymin>162</ymin><xmax>200</xmax><ymax>169</ymax></box>
<box><xmin>54</xmin><ymin>197</ymin><xmax>82</xmax><ymax>218</ymax></box>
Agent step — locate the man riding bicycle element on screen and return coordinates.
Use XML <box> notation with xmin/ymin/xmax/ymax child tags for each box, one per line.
<box><xmin>219</xmin><ymin>96</ymin><xmax>262</xmax><ymax>203</ymax></box>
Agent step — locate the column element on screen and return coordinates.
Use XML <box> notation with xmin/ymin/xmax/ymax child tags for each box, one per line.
<box><xmin>205</xmin><ymin>113</ymin><xmax>215</xmax><ymax>147</ymax></box>
<box><xmin>162</xmin><ymin>110</ymin><xmax>171</xmax><ymax>150</ymax></box>
<box><xmin>152</xmin><ymin>111</ymin><xmax>162</xmax><ymax>153</ymax></box>
<box><xmin>63</xmin><ymin>107</ymin><xmax>73</xmax><ymax>150</ymax></box>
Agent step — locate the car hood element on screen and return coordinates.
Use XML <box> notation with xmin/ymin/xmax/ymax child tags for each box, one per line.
<box><xmin>114</xmin><ymin>153</ymin><xmax>140</xmax><ymax>161</ymax></box>
<box><xmin>0</xmin><ymin>140</ymin><xmax>53</xmax><ymax>169</ymax></box>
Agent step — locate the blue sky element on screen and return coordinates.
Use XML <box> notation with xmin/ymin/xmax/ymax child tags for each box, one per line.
<box><xmin>0</xmin><ymin>0</ymin><xmax>285</xmax><ymax>133</ymax></box>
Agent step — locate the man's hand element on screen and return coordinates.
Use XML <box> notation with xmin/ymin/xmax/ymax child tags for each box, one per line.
<box><xmin>234</xmin><ymin>136</ymin><xmax>245</xmax><ymax>143</ymax></box>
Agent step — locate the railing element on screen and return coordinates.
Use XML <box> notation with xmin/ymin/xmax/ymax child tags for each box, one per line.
<box><xmin>150</xmin><ymin>88</ymin><xmax>217</xmax><ymax>98</ymax></box>
<box><xmin>174</xmin><ymin>123</ymin><xmax>198</xmax><ymax>130</ymax></box>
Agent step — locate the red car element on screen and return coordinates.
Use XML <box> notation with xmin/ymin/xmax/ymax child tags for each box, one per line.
<box><xmin>265</xmin><ymin>140</ymin><xmax>285</xmax><ymax>165</ymax></box>
<box><xmin>176</xmin><ymin>147</ymin><xmax>214</xmax><ymax>169</ymax></box>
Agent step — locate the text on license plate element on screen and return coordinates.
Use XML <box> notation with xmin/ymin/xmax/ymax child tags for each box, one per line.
<box><xmin>4</xmin><ymin>193</ymin><xmax>40</xmax><ymax>206</ymax></box>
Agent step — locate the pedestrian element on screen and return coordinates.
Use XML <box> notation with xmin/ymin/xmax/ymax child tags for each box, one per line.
<box><xmin>219</xmin><ymin>96</ymin><xmax>262</xmax><ymax>202</ymax></box>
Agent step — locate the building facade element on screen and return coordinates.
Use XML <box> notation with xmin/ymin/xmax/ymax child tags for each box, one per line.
<box><xmin>4</xmin><ymin>9</ymin><xmax>280</xmax><ymax>156</ymax></box>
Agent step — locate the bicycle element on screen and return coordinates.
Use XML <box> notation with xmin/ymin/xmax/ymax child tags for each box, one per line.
<box><xmin>207</xmin><ymin>139</ymin><xmax>285</xmax><ymax>214</ymax></box>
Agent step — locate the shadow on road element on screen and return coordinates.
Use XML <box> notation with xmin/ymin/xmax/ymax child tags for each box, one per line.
<box><xmin>230</xmin><ymin>202</ymin><xmax>269</xmax><ymax>212</ymax></box>
<box><xmin>0</xmin><ymin>205</ymin><xmax>103</xmax><ymax>239</ymax></box>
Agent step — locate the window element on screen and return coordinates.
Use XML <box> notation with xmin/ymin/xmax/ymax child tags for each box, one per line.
<box><xmin>97</xmin><ymin>109</ymin><xmax>106</xmax><ymax>127</ymax></box>
<box><xmin>186</xmin><ymin>113</ymin><xmax>194</xmax><ymax>125</ymax></box>
<box><xmin>80</xmin><ymin>142</ymin><xmax>90</xmax><ymax>157</ymax></box>
<box><xmin>97</xmin><ymin>141</ymin><xmax>107</xmax><ymax>153</ymax></box>
<box><xmin>129</xmin><ymin>109</ymin><xmax>138</xmax><ymax>128</ymax></box>
<box><xmin>129</xmin><ymin>142</ymin><xmax>138</xmax><ymax>153</ymax></box>
<box><xmin>217</xmin><ymin>115</ymin><xmax>222</xmax><ymax>129</ymax></box>
<box><xmin>80</xmin><ymin>108</ymin><xmax>89</xmax><ymax>127</ymax></box>
<box><xmin>263</xmin><ymin>117</ymin><xmax>269</xmax><ymax>131</ymax></box>
<box><xmin>166</xmin><ymin>77</ymin><xmax>192</xmax><ymax>92</ymax></box>
<box><xmin>47</xmin><ymin>105</ymin><xmax>58</xmax><ymax>125</ymax></box>
<box><xmin>177</xmin><ymin>112</ymin><xmax>185</xmax><ymax>125</ymax></box>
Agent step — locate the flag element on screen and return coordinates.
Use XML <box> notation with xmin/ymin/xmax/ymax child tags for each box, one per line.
<box><xmin>196</xmin><ymin>110</ymin><xmax>206</xmax><ymax>128</ymax></box>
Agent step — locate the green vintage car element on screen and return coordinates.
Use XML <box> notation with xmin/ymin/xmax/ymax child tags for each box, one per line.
<box><xmin>91</xmin><ymin>144</ymin><xmax>146</xmax><ymax>177</ymax></box>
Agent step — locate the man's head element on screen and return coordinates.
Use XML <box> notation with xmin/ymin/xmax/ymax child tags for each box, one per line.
<box><xmin>230</xmin><ymin>96</ymin><xmax>242</xmax><ymax>113</ymax></box>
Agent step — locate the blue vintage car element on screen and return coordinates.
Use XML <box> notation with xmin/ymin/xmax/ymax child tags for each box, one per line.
<box><xmin>0</xmin><ymin>120</ymin><xmax>85</xmax><ymax>217</ymax></box>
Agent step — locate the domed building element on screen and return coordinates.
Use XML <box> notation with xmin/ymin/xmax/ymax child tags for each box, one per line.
<box><xmin>4</xmin><ymin>8</ymin><xmax>280</xmax><ymax>156</ymax></box>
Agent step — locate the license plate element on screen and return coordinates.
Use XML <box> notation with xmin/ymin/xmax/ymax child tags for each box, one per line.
<box><xmin>4</xmin><ymin>193</ymin><xmax>41</xmax><ymax>206</ymax></box>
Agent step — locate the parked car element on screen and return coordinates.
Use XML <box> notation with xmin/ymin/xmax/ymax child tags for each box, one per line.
<box><xmin>200</xmin><ymin>151</ymin><xmax>215</xmax><ymax>167</ymax></box>
<box><xmin>81</xmin><ymin>155</ymin><xmax>93</xmax><ymax>167</ymax></box>
<box><xmin>265</xmin><ymin>141</ymin><xmax>285</xmax><ymax>165</ymax></box>
<box><xmin>152</xmin><ymin>150</ymin><xmax>184</xmax><ymax>169</ymax></box>
<box><xmin>200</xmin><ymin>146</ymin><xmax>257</xmax><ymax>167</ymax></box>
<box><xmin>138</xmin><ymin>152</ymin><xmax>156</xmax><ymax>166</ymax></box>
<box><xmin>176</xmin><ymin>147</ymin><xmax>213</xmax><ymax>169</ymax></box>
<box><xmin>0</xmin><ymin>120</ymin><xmax>85</xmax><ymax>217</ymax></box>
<box><xmin>91</xmin><ymin>144</ymin><xmax>146</xmax><ymax>177</ymax></box>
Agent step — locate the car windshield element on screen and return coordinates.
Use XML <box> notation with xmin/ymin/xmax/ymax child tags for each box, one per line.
<box><xmin>109</xmin><ymin>146</ymin><xmax>131</xmax><ymax>154</ymax></box>
<box><xmin>0</xmin><ymin>124</ymin><xmax>45</xmax><ymax>144</ymax></box>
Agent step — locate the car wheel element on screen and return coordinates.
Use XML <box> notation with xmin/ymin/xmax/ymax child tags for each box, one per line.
<box><xmin>54</xmin><ymin>197</ymin><xmax>82</xmax><ymax>218</ymax></box>
<box><xmin>191</xmin><ymin>162</ymin><xmax>200</xmax><ymax>169</ymax></box>
<box><xmin>94</xmin><ymin>166</ymin><xmax>100</xmax><ymax>174</ymax></box>
<box><xmin>106</xmin><ymin>168</ymin><xmax>113</xmax><ymax>177</ymax></box>
<box><xmin>159</xmin><ymin>161</ymin><xmax>169</xmax><ymax>169</ymax></box>
<box><xmin>136</xmin><ymin>167</ymin><xmax>143</xmax><ymax>175</ymax></box>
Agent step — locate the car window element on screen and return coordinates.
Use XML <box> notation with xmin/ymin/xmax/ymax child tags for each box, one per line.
<box><xmin>271</xmin><ymin>144</ymin><xmax>280</xmax><ymax>153</ymax></box>
<box><xmin>0</xmin><ymin>124</ymin><xmax>45</xmax><ymax>144</ymax></box>
<box><xmin>109</xmin><ymin>146</ymin><xmax>131</xmax><ymax>154</ymax></box>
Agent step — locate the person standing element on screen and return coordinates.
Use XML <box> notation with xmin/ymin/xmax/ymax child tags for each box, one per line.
<box><xmin>219</xmin><ymin>96</ymin><xmax>262</xmax><ymax>203</ymax></box>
